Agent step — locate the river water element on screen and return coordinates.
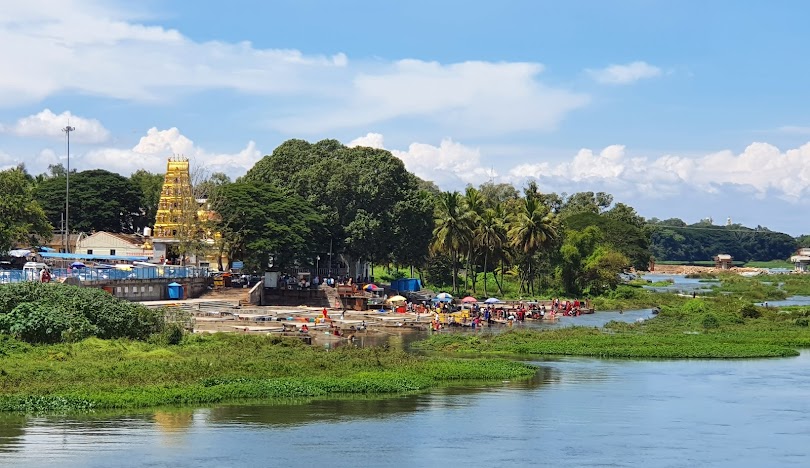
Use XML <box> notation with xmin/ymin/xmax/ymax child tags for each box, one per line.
<box><xmin>2</xmin><ymin>351</ymin><xmax>809</xmax><ymax>468</ymax></box>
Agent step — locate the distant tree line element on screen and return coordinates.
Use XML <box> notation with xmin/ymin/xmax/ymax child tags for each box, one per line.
<box><xmin>648</xmin><ymin>218</ymin><xmax>799</xmax><ymax>262</ymax></box>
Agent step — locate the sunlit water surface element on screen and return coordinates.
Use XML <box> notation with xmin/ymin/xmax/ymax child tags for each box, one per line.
<box><xmin>2</xmin><ymin>352</ymin><xmax>809</xmax><ymax>467</ymax></box>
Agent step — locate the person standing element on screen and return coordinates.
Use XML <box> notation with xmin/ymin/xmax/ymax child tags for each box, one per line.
<box><xmin>39</xmin><ymin>268</ymin><xmax>51</xmax><ymax>283</ymax></box>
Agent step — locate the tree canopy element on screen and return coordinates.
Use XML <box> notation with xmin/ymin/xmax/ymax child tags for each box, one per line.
<box><xmin>212</xmin><ymin>182</ymin><xmax>325</xmax><ymax>272</ymax></box>
<box><xmin>0</xmin><ymin>167</ymin><xmax>52</xmax><ymax>254</ymax></box>
<box><xmin>243</xmin><ymin>139</ymin><xmax>434</xmax><ymax>269</ymax></box>
<box><xmin>35</xmin><ymin>169</ymin><xmax>143</xmax><ymax>234</ymax></box>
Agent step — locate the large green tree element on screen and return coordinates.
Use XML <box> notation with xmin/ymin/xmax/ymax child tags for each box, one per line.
<box><xmin>212</xmin><ymin>182</ymin><xmax>325</xmax><ymax>272</ymax></box>
<box><xmin>565</xmin><ymin>211</ymin><xmax>651</xmax><ymax>270</ymax></box>
<box><xmin>0</xmin><ymin>167</ymin><xmax>52</xmax><ymax>254</ymax></box>
<box><xmin>35</xmin><ymin>169</ymin><xmax>142</xmax><ymax>234</ymax></box>
<box><xmin>243</xmin><ymin>139</ymin><xmax>433</xmax><ymax>275</ymax></box>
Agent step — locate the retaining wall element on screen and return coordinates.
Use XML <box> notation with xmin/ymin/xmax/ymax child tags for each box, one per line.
<box><xmin>90</xmin><ymin>277</ymin><xmax>208</xmax><ymax>301</ymax></box>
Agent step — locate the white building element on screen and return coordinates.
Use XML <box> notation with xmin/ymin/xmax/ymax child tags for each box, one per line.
<box><xmin>790</xmin><ymin>248</ymin><xmax>810</xmax><ymax>273</ymax></box>
<box><xmin>75</xmin><ymin>232</ymin><xmax>153</xmax><ymax>258</ymax></box>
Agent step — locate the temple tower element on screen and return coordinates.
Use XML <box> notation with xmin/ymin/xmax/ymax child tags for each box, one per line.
<box><xmin>154</xmin><ymin>157</ymin><xmax>195</xmax><ymax>239</ymax></box>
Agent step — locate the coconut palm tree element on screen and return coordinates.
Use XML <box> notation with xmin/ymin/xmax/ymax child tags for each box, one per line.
<box><xmin>476</xmin><ymin>206</ymin><xmax>507</xmax><ymax>297</ymax></box>
<box><xmin>463</xmin><ymin>186</ymin><xmax>485</xmax><ymax>292</ymax></box>
<box><xmin>508</xmin><ymin>196</ymin><xmax>557</xmax><ymax>295</ymax></box>
<box><xmin>432</xmin><ymin>191</ymin><xmax>473</xmax><ymax>294</ymax></box>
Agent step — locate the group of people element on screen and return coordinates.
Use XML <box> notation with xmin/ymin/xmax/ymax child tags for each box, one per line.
<box><xmin>549</xmin><ymin>298</ymin><xmax>589</xmax><ymax>316</ymax></box>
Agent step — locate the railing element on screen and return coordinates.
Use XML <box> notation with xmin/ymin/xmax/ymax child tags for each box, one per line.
<box><xmin>0</xmin><ymin>266</ymin><xmax>209</xmax><ymax>284</ymax></box>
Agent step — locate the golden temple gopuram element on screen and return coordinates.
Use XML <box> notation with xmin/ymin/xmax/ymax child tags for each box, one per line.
<box><xmin>153</xmin><ymin>157</ymin><xmax>195</xmax><ymax>239</ymax></box>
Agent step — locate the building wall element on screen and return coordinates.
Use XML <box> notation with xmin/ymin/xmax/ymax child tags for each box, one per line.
<box><xmin>76</xmin><ymin>232</ymin><xmax>149</xmax><ymax>257</ymax></box>
<box><xmin>94</xmin><ymin>277</ymin><xmax>208</xmax><ymax>301</ymax></box>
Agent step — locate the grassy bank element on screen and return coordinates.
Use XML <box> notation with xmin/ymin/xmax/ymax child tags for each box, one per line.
<box><xmin>414</xmin><ymin>296</ymin><xmax>810</xmax><ymax>359</ymax></box>
<box><xmin>0</xmin><ymin>333</ymin><xmax>536</xmax><ymax>413</ymax></box>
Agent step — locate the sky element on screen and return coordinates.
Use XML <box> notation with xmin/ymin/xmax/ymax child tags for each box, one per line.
<box><xmin>1</xmin><ymin>0</ymin><xmax>809</xmax><ymax>235</ymax></box>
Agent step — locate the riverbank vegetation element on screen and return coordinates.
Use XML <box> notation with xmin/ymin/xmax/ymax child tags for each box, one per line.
<box><xmin>0</xmin><ymin>281</ymin><xmax>166</xmax><ymax>343</ymax></box>
<box><xmin>0</xmin><ymin>282</ymin><xmax>165</xmax><ymax>343</ymax></box>
<box><xmin>0</xmin><ymin>333</ymin><xmax>536</xmax><ymax>413</ymax></box>
<box><xmin>415</xmin><ymin>296</ymin><xmax>810</xmax><ymax>359</ymax></box>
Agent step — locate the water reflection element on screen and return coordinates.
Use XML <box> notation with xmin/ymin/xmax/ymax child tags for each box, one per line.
<box><xmin>0</xmin><ymin>414</ymin><xmax>25</xmax><ymax>453</ymax></box>
<box><xmin>641</xmin><ymin>273</ymin><xmax>718</xmax><ymax>294</ymax></box>
<box><xmin>3</xmin><ymin>354</ymin><xmax>810</xmax><ymax>467</ymax></box>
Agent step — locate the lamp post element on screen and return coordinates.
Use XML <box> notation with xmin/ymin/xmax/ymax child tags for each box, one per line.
<box><xmin>316</xmin><ymin>255</ymin><xmax>320</xmax><ymax>276</ymax></box>
<box><xmin>62</xmin><ymin>125</ymin><xmax>75</xmax><ymax>253</ymax></box>
<box><xmin>328</xmin><ymin>238</ymin><xmax>333</xmax><ymax>277</ymax></box>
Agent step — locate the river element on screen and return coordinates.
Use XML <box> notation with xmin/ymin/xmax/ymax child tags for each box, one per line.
<box><xmin>2</xmin><ymin>351</ymin><xmax>809</xmax><ymax>467</ymax></box>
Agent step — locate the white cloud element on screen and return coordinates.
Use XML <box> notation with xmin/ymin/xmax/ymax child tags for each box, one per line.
<box><xmin>347</xmin><ymin>133</ymin><xmax>493</xmax><ymax>187</ymax></box>
<box><xmin>0</xmin><ymin>3</ymin><xmax>588</xmax><ymax>136</ymax></box>
<box><xmin>276</xmin><ymin>60</ymin><xmax>589</xmax><ymax>135</ymax></box>
<box><xmin>0</xmin><ymin>1</ymin><xmax>349</xmax><ymax>106</ymax></box>
<box><xmin>775</xmin><ymin>125</ymin><xmax>810</xmax><ymax>135</ymax></box>
<box><xmin>1</xmin><ymin>126</ymin><xmax>261</xmax><ymax>179</ymax></box>
<box><xmin>351</xmin><ymin>133</ymin><xmax>810</xmax><ymax>202</ymax></box>
<box><xmin>348</xmin><ymin>133</ymin><xmax>386</xmax><ymax>149</ymax></box>
<box><xmin>81</xmin><ymin>127</ymin><xmax>261</xmax><ymax>178</ymax></box>
<box><xmin>513</xmin><ymin>142</ymin><xmax>810</xmax><ymax>201</ymax></box>
<box><xmin>587</xmin><ymin>61</ymin><xmax>662</xmax><ymax>85</ymax></box>
<box><xmin>1</xmin><ymin>109</ymin><xmax>110</xmax><ymax>143</ymax></box>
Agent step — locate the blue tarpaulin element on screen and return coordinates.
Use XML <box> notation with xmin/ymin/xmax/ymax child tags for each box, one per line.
<box><xmin>389</xmin><ymin>278</ymin><xmax>422</xmax><ymax>292</ymax></box>
<box><xmin>39</xmin><ymin>252</ymin><xmax>149</xmax><ymax>262</ymax></box>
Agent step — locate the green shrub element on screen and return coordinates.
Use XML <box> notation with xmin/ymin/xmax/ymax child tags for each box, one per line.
<box><xmin>702</xmin><ymin>313</ymin><xmax>720</xmax><ymax>330</ymax></box>
<box><xmin>795</xmin><ymin>318</ymin><xmax>809</xmax><ymax>327</ymax></box>
<box><xmin>740</xmin><ymin>304</ymin><xmax>761</xmax><ymax>319</ymax></box>
<box><xmin>0</xmin><ymin>283</ymin><xmax>164</xmax><ymax>344</ymax></box>
<box><xmin>682</xmin><ymin>299</ymin><xmax>709</xmax><ymax>315</ymax></box>
<box><xmin>610</xmin><ymin>285</ymin><xmax>639</xmax><ymax>300</ymax></box>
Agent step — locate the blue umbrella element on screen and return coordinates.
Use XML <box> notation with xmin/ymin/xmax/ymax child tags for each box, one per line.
<box><xmin>484</xmin><ymin>297</ymin><xmax>502</xmax><ymax>304</ymax></box>
<box><xmin>71</xmin><ymin>261</ymin><xmax>86</xmax><ymax>269</ymax></box>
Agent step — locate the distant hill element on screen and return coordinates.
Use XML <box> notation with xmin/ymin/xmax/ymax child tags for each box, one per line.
<box><xmin>648</xmin><ymin>221</ymin><xmax>797</xmax><ymax>262</ymax></box>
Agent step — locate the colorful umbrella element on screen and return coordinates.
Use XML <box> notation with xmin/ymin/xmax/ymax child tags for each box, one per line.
<box><xmin>435</xmin><ymin>292</ymin><xmax>453</xmax><ymax>300</ymax></box>
<box><xmin>364</xmin><ymin>283</ymin><xmax>381</xmax><ymax>291</ymax></box>
<box><xmin>461</xmin><ymin>296</ymin><xmax>478</xmax><ymax>303</ymax></box>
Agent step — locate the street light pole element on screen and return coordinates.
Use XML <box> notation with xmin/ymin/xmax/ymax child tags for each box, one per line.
<box><xmin>316</xmin><ymin>255</ymin><xmax>320</xmax><ymax>276</ymax></box>
<box><xmin>62</xmin><ymin>125</ymin><xmax>75</xmax><ymax>253</ymax></box>
<box><xmin>328</xmin><ymin>238</ymin><xmax>333</xmax><ymax>277</ymax></box>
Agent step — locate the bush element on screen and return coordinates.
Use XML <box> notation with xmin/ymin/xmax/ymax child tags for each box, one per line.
<box><xmin>0</xmin><ymin>283</ymin><xmax>164</xmax><ymax>343</ymax></box>
<box><xmin>740</xmin><ymin>304</ymin><xmax>761</xmax><ymax>319</ymax></box>
<box><xmin>682</xmin><ymin>299</ymin><xmax>709</xmax><ymax>315</ymax></box>
<box><xmin>610</xmin><ymin>285</ymin><xmax>639</xmax><ymax>300</ymax></box>
<box><xmin>702</xmin><ymin>313</ymin><xmax>720</xmax><ymax>330</ymax></box>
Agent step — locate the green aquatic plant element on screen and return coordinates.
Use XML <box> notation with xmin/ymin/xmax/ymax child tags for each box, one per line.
<box><xmin>0</xmin><ymin>333</ymin><xmax>536</xmax><ymax>413</ymax></box>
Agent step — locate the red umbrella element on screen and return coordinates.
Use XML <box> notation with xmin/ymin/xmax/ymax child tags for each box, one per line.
<box><xmin>461</xmin><ymin>296</ymin><xmax>478</xmax><ymax>303</ymax></box>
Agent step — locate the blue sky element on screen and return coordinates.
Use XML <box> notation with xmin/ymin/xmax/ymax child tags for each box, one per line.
<box><xmin>1</xmin><ymin>1</ymin><xmax>809</xmax><ymax>235</ymax></box>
